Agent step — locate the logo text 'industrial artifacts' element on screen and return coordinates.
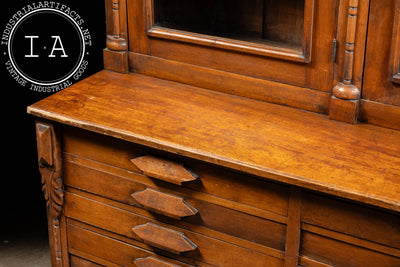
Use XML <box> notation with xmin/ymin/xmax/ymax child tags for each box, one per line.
<box><xmin>2</xmin><ymin>2</ymin><xmax>92</xmax><ymax>92</ymax></box>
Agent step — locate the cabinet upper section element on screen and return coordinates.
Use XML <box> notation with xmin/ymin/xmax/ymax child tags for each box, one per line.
<box><xmin>103</xmin><ymin>0</ymin><xmax>400</xmax><ymax>131</ymax></box>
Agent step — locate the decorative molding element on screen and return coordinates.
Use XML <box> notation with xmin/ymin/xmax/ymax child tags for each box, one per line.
<box><xmin>329</xmin><ymin>0</ymin><xmax>360</xmax><ymax>123</ymax></box>
<box><xmin>35</xmin><ymin>121</ymin><xmax>64</xmax><ymax>267</ymax></box>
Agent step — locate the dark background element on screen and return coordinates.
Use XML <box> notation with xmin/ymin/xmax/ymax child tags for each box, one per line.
<box><xmin>1</xmin><ymin>1</ymin><xmax>106</xmax><ymax>241</ymax></box>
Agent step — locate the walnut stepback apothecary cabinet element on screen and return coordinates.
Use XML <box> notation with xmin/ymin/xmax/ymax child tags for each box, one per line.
<box><xmin>28</xmin><ymin>0</ymin><xmax>400</xmax><ymax>266</ymax></box>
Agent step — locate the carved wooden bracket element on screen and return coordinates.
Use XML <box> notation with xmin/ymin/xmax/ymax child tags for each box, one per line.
<box><xmin>104</xmin><ymin>0</ymin><xmax>129</xmax><ymax>73</ymax></box>
<box><xmin>329</xmin><ymin>0</ymin><xmax>361</xmax><ymax>123</ymax></box>
<box><xmin>35</xmin><ymin>121</ymin><xmax>64</xmax><ymax>267</ymax></box>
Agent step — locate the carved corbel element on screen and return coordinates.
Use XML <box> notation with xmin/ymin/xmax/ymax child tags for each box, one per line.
<box><xmin>329</xmin><ymin>0</ymin><xmax>360</xmax><ymax>123</ymax></box>
<box><xmin>104</xmin><ymin>0</ymin><xmax>129</xmax><ymax>73</ymax></box>
<box><xmin>35</xmin><ymin>121</ymin><xmax>64</xmax><ymax>267</ymax></box>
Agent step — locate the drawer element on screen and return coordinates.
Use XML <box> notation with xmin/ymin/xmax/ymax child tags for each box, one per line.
<box><xmin>62</xmin><ymin>126</ymin><xmax>289</xmax><ymax>217</ymax></box>
<box><xmin>64</xmin><ymin>191</ymin><xmax>285</xmax><ymax>267</ymax></box>
<box><xmin>68</xmin><ymin>223</ymin><xmax>196</xmax><ymax>267</ymax></box>
<box><xmin>63</xmin><ymin>155</ymin><xmax>286</xmax><ymax>252</ymax></box>
<box><xmin>70</xmin><ymin>255</ymin><xmax>108</xmax><ymax>267</ymax></box>
<box><xmin>302</xmin><ymin>193</ymin><xmax>400</xmax><ymax>250</ymax></box>
<box><xmin>300</xmin><ymin>231</ymin><xmax>400</xmax><ymax>267</ymax></box>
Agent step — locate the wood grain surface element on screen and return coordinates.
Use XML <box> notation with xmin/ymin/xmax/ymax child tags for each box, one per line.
<box><xmin>28</xmin><ymin>70</ymin><xmax>400</xmax><ymax>212</ymax></box>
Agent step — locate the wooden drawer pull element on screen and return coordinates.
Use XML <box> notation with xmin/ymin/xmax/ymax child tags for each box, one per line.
<box><xmin>131</xmin><ymin>155</ymin><xmax>198</xmax><ymax>185</ymax></box>
<box><xmin>131</xmin><ymin>188</ymin><xmax>198</xmax><ymax>219</ymax></box>
<box><xmin>132</xmin><ymin>223</ymin><xmax>197</xmax><ymax>254</ymax></box>
<box><xmin>134</xmin><ymin>256</ymin><xmax>181</xmax><ymax>267</ymax></box>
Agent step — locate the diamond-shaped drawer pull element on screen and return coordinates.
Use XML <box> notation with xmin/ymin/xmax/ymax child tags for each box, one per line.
<box><xmin>131</xmin><ymin>188</ymin><xmax>198</xmax><ymax>219</ymax></box>
<box><xmin>132</xmin><ymin>223</ymin><xmax>197</xmax><ymax>254</ymax></box>
<box><xmin>134</xmin><ymin>256</ymin><xmax>182</xmax><ymax>267</ymax></box>
<box><xmin>131</xmin><ymin>155</ymin><xmax>199</xmax><ymax>185</ymax></box>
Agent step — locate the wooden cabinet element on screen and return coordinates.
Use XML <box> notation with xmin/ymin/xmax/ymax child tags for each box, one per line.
<box><xmin>28</xmin><ymin>0</ymin><xmax>400</xmax><ymax>266</ymax></box>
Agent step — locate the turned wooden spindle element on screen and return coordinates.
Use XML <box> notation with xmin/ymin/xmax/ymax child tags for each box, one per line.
<box><xmin>329</xmin><ymin>0</ymin><xmax>361</xmax><ymax>123</ymax></box>
<box><xmin>333</xmin><ymin>0</ymin><xmax>360</xmax><ymax>100</ymax></box>
<box><xmin>106</xmin><ymin>0</ymin><xmax>128</xmax><ymax>51</ymax></box>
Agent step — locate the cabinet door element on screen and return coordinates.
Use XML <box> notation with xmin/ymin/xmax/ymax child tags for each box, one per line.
<box><xmin>123</xmin><ymin>0</ymin><xmax>339</xmax><ymax>114</ymax></box>
<box><xmin>361</xmin><ymin>0</ymin><xmax>400</xmax><ymax>130</ymax></box>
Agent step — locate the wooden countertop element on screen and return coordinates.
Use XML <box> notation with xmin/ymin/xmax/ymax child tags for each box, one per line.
<box><xmin>28</xmin><ymin>70</ymin><xmax>400</xmax><ymax>212</ymax></box>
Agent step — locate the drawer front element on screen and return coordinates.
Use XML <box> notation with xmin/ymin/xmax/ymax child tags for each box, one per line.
<box><xmin>64</xmin><ymin>191</ymin><xmax>284</xmax><ymax>267</ymax></box>
<box><xmin>302</xmin><ymin>193</ymin><xmax>400</xmax><ymax>249</ymax></box>
<box><xmin>63</xmin><ymin>156</ymin><xmax>287</xmax><ymax>251</ymax></box>
<box><xmin>62</xmin><ymin>126</ymin><xmax>289</xmax><ymax>217</ymax></box>
<box><xmin>68</xmin><ymin>223</ymin><xmax>196</xmax><ymax>267</ymax></box>
<box><xmin>70</xmin><ymin>255</ymin><xmax>107</xmax><ymax>267</ymax></box>
<box><xmin>300</xmin><ymin>231</ymin><xmax>400</xmax><ymax>267</ymax></box>
<box><xmin>63</xmin><ymin>153</ymin><xmax>286</xmax><ymax>251</ymax></box>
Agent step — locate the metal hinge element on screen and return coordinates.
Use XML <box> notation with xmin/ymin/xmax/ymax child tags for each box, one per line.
<box><xmin>332</xmin><ymin>38</ymin><xmax>338</xmax><ymax>62</ymax></box>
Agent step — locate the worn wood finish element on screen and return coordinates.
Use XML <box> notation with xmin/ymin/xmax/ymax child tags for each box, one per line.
<box><xmin>131</xmin><ymin>155</ymin><xmax>198</xmax><ymax>185</ymax></box>
<box><xmin>28</xmin><ymin>71</ymin><xmax>400</xmax><ymax>212</ymax></box>
<box><xmin>131</xmin><ymin>188</ymin><xmax>198</xmax><ymax>219</ymax></box>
